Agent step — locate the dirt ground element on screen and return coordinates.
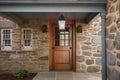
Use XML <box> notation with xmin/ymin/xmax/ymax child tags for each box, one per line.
<box><xmin>0</xmin><ymin>73</ymin><xmax>36</xmax><ymax>80</ymax></box>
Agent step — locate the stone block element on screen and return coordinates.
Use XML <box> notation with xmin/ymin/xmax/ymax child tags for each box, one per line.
<box><xmin>9</xmin><ymin>54</ymin><xmax>20</xmax><ymax>59</ymax></box>
<box><xmin>77</xmin><ymin>36</ymin><xmax>87</xmax><ymax>41</ymax></box>
<box><xmin>87</xmin><ymin>66</ymin><xmax>100</xmax><ymax>72</ymax></box>
<box><xmin>77</xmin><ymin>56</ymin><xmax>85</xmax><ymax>62</ymax></box>
<box><xmin>106</xmin><ymin>40</ymin><xmax>115</xmax><ymax>50</ymax></box>
<box><xmin>111</xmin><ymin>67</ymin><xmax>120</xmax><ymax>80</ymax></box>
<box><xmin>107</xmin><ymin>66</ymin><xmax>112</xmax><ymax>80</ymax></box>
<box><xmin>115</xmin><ymin>33</ymin><xmax>120</xmax><ymax>50</ymax></box>
<box><xmin>117</xmin><ymin>53</ymin><xmax>120</xmax><ymax>59</ymax></box>
<box><xmin>96</xmin><ymin>58</ymin><xmax>101</xmax><ymax>65</ymax></box>
<box><xmin>82</xmin><ymin>51</ymin><xmax>91</xmax><ymax>56</ymax></box>
<box><xmin>84</xmin><ymin>42</ymin><xmax>91</xmax><ymax>45</ymax></box>
<box><xmin>107</xmin><ymin>52</ymin><xmax>116</xmax><ymax>65</ymax></box>
<box><xmin>110</xmin><ymin>5</ymin><xmax>116</xmax><ymax>13</ymax></box>
<box><xmin>81</xmin><ymin>46</ymin><xmax>91</xmax><ymax>50</ymax></box>
<box><xmin>110</xmin><ymin>25</ymin><xmax>117</xmax><ymax>33</ymax></box>
<box><xmin>117</xmin><ymin>61</ymin><xmax>120</xmax><ymax>67</ymax></box>
<box><xmin>93</xmin><ymin>54</ymin><xmax>101</xmax><ymax>57</ymax></box>
<box><xmin>0</xmin><ymin>21</ymin><xmax>16</xmax><ymax>28</ymax></box>
<box><xmin>106</xmin><ymin>15</ymin><xmax>113</xmax><ymax>26</ymax></box>
<box><xmin>39</xmin><ymin>56</ymin><xmax>48</xmax><ymax>60</ymax></box>
<box><xmin>109</xmin><ymin>34</ymin><xmax>115</xmax><ymax>39</ymax></box>
<box><xmin>110</xmin><ymin>0</ymin><xmax>117</xmax><ymax>3</ymax></box>
<box><xmin>92</xmin><ymin>36</ymin><xmax>101</xmax><ymax>44</ymax></box>
<box><xmin>41</xmin><ymin>40</ymin><xmax>48</xmax><ymax>43</ymax></box>
<box><xmin>86</xmin><ymin>59</ymin><xmax>94</xmax><ymax>65</ymax></box>
<box><xmin>80</xmin><ymin>64</ymin><xmax>86</xmax><ymax>70</ymax></box>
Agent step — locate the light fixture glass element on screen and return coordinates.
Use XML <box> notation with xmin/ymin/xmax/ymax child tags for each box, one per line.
<box><xmin>58</xmin><ymin>15</ymin><xmax>66</xmax><ymax>30</ymax></box>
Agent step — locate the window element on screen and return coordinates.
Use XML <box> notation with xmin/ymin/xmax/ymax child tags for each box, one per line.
<box><xmin>22</xmin><ymin>28</ymin><xmax>33</xmax><ymax>50</ymax></box>
<box><xmin>1</xmin><ymin>29</ymin><xmax>12</xmax><ymax>51</ymax></box>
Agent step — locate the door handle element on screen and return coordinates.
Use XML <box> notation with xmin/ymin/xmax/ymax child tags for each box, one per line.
<box><xmin>69</xmin><ymin>47</ymin><xmax>72</xmax><ymax>49</ymax></box>
<box><xmin>52</xmin><ymin>47</ymin><xmax>54</xmax><ymax>49</ymax></box>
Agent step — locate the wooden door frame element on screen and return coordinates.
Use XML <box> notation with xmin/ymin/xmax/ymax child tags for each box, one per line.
<box><xmin>49</xmin><ymin>20</ymin><xmax>76</xmax><ymax>71</ymax></box>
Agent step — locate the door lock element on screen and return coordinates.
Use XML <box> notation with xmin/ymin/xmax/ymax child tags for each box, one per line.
<box><xmin>69</xmin><ymin>47</ymin><xmax>72</xmax><ymax>49</ymax></box>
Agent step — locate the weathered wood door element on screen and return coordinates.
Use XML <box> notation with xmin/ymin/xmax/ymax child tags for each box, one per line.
<box><xmin>52</xmin><ymin>24</ymin><xmax>73</xmax><ymax>70</ymax></box>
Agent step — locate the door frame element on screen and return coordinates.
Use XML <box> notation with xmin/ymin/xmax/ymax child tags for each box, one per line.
<box><xmin>49</xmin><ymin>20</ymin><xmax>76</xmax><ymax>71</ymax></box>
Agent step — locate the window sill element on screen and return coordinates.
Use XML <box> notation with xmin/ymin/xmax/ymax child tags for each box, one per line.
<box><xmin>0</xmin><ymin>50</ymin><xmax>35</xmax><ymax>53</ymax></box>
<box><xmin>20</xmin><ymin>50</ymin><xmax>35</xmax><ymax>52</ymax></box>
<box><xmin>0</xmin><ymin>50</ymin><xmax>16</xmax><ymax>53</ymax></box>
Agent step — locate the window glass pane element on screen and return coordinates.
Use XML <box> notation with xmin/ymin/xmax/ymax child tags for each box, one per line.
<box><xmin>65</xmin><ymin>35</ymin><xmax>69</xmax><ymax>39</ymax></box>
<box><xmin>27</xmin><ymin>40</ymin><xmax>31</xmax><ymax>46</ymax></box>
<box><xmin>55</xmin><ymin>27</ymin><xmax>70</xmax><ymax>46</ymax></box>
<box><xmin>25</xmin><ymin>40</ymin><xmax>31</xmax><ymax>46</ymax></box>
<box><xmin>24</xmin><ymin>29</ymin><xmax>31</xmax><ymax>40</ymax></box>
<box><xmin>55</xmin><ymin>34</ymin><xmax>59</xmax><ymax>39</ymax></box>
<box><xmin>3</xmin><ymin>30</ymin><xmax>11</xmax><ymax>46</ymax></box>
<box><xmin>23</xmin><ymin>29</ymin><xmax>32</xmax><ymax>47</ymax></box>
<box><xmin>60</xmin><ymin>34</ymin><xmax>64</xmax><ymax>39</ymax></box>
<box><xmin>60</xmin><ymin>40</ymin><xmax>64</xmax><ymax>46</ymax></box>
<box><xmin>55</xmin><ymin>40</ymin><xmax>59</xmax><ymax>46</ymax></box>
<box><xmin>65</xmin><ymin>40</ymin><xmax>69</xmax><ymax>46</ymax></box>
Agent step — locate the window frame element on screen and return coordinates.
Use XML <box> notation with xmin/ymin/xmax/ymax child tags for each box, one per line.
<box><xmin>1</xmin><ymin>29</ymin><xmax>13</xmax><ymax>51</ymax></box>
<box><xmin>22</xmin><ymin>28</ymin><xmax>33</xmax><ymax>51</ymax></box>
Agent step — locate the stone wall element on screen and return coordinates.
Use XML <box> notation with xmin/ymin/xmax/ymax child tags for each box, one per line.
<box><xmin>76</xmin><ymin>18</ymin><xmax>102</xmax><ymax>72</ymax></box>
<box><xmin>0</xmin><ymin>18</ymin><xmax>49</xmax><ymax>73</ymax></box>
<box><xmin>106</xmin><ymin>0</ymin><xmax>120</xmax><ymax>80</ymax></box>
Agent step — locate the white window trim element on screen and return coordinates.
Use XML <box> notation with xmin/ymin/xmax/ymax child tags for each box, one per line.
<box><xmin>1</xmin><ymin>29</ymin><xmax>13</xmax><ymax>51</ymax></box>
<box><xmin>22</xmin><ymin>28</ymin><xmax>33</xmax><ymax>51</ymax></box>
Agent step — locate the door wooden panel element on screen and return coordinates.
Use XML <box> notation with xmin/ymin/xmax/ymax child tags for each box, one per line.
<box><xmin>54</xmin><ymin>51</ymin><xmax>70</xmax><ymax>64</ymax></box>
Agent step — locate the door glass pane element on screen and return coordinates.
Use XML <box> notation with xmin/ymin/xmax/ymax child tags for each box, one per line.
<box><xmin>60</xmin><ymin>40</ymin><xmax>64</xmax><ymax>46</ymax></box>
<box><xmin>65</xmin><ymin>40</ymin><xmax>69</xmax><ymax>46</ymax></box>
<box><xmin>65</xmin><ymin>34</ymin><xmax>69</xmax><ymax>39</ymax></box>
<box><xmin>60</xmin><ymin>34</ymin><xmax>64</xmax><ymax>39</ymax></box>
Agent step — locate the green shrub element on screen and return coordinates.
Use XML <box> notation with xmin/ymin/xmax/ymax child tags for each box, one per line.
<box><xmin>13</xmin><ymin>70</ymin><xmax>29</xmax><ymax>78</ymax></box>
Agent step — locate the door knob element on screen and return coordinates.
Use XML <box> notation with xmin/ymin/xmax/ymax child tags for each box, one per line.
<box><xmin>52</xmin><ymin>47</ymin><xmax>54</xmax><ymax>49</ymax></box>
<box><xmin>69</xmin><ymin>47</ymin><xmax>72</xmax><ymax>49</ymax></box>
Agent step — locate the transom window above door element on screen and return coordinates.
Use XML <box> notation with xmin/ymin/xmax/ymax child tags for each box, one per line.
<box><xmin>55</xmin><ymin>27</ymin><xmax>70</xmax><ymax>46</ymax></box>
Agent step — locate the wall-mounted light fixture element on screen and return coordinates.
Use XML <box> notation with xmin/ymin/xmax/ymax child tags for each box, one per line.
<box><xmin>76</xmin><ymin>25</ymin><xmax>82</xmax><ymax>33</ymax></box>
<box><xmin>41</xmin><ymin>25</ymin><xmax>48</xmax><ymax>33</ymax></box>
<box><xmin>58</xmin><ymin>15</ymin><xmax>66</xmax><ymax>30</ymax></box>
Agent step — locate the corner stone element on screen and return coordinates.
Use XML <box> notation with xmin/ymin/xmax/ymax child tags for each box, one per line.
<box><xmin>115</xmin><ymin>33</ymin><xmax>120</xmax><ymax>50</ymax></box>
<box><xmin>107</xmin><ymin>52</ymin><xmax>116</xmax><ymax>65</ymax></box>
<box><xmin>111</xmin><ymin>67</ymin><xmax>120</xmax><ymax>80</ymax></box>
<box><xmin>106</xmin><ymin>40</ymin><xmax>114</xmax><ymax>50</ymax></box>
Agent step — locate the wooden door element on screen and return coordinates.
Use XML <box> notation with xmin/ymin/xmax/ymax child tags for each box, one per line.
<box><xmin>49</xmin><ymin>20</ymin><xmax>76</xmax><ymax>71</ymax></box>
<box><xmin>53</xmin><ymin>25</ymin><xmax>73</xmax><ymax>70</ymax></box>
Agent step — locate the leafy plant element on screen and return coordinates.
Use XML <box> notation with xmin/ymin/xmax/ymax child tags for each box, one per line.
<box><xmin>13</xmin><ymin>70</ymin><xmax>29</xmax><ymax>78</ymax></box>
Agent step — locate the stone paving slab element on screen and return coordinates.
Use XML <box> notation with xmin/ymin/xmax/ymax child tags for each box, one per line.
<box><xmin>33</xmin><ymin>72</ymin><xmax>101</xmax><ymax>80</ymax></box>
